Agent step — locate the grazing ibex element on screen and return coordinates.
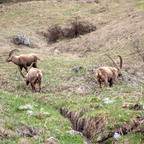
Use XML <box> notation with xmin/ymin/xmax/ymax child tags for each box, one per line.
<box><xmin>96</xmin><ymin>55</ymin><xmax>123</xmax><ymax>88</ymax></box>
<box><xmin>5</xmin><ymin>49</ymin><xmax>40</xmax><ymax>78</ymax></box>
<box><xmin>20</xmin><ymin>62</ymin><xmax>42</xmax><ymax>92</ymax></box>
<box><xmin>25</xmin><ymin>68</ymin><xmax>42</xmax><ymax>92</ymax></box>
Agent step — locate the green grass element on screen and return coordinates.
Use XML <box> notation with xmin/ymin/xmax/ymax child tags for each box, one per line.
<box><xmin>0</xmin><ymin>52</ymin><xmax>144</xmax><ymax>143</ymax></box>
<box><xmin>0</xmin><ymin>0</ymin><xmax>144</xmax><ymax>143</ymax></box>
<box><xmin>134</xmin><ymin>1</ymin><xmax>144</xmax><ymax>9</ymax></box>
<box><xmin>0</xmin><ymin>90</ymin><xmax>85</xmax><ymax>144</ymax></box>
<box><xmin>119</xmin><ymin>133</ymin><xmax>144</xmax><ymax>144</ymax></box>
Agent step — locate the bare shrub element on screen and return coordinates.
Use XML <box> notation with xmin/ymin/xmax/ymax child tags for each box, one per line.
<box><xmin>39</xmin><ymin>20</ymin><xmax>96</xmax><ymax>43</ymax></box>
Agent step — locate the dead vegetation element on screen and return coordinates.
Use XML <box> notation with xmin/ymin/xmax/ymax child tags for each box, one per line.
<box><xmin>59</xmin><ymin>107</ymin><xmax>106</xmax><ymax>139</ymax></box>
<box><xmin>37</xmin><ymin>19</ymin><xmax>96</xmax><ymax>43</ymax></box>
<box><xmin>0</xmin><ymin>123</ymin><xmax>15</xmax><ymax>138</ymax></box>
<box><xmin>14</xmin><ymin>125</ymin><xmax>39</xmax><ymax>137</ymax></box>
<box><xmin>60</xmin><ymin>107</ymin><xmax>144</xmax><ymax>142</ymax></box>
<box><xmin>132</xmin><ymin>120</ymin><xmax>144</xmax><ymax>134</ymax></box>
<box><xmin>45</xmin><ymin>7</ymin><xmax>144</xmax><ymax>53</ymax></box>
<box><xmin>0</xmin><ymin>121</ymin><xmax>39</xmax><ymax>139</ymax></box>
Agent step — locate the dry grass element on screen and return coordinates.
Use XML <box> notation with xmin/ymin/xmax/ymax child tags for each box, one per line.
<box><xmin>0</xmin><ymin>0</ymin><xmax>144</xmax><ymax>143</ymax></box>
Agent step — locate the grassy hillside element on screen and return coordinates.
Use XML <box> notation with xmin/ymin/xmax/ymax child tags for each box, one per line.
<box><xmin>0</xmin><ymin>0</ymin><xmax>144</xmax><ymax>143</ymax></box>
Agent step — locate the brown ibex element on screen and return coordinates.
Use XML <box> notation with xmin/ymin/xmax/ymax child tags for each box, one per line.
<box><xmin>5</xmin><ymin>49</ymin><xmax>40</xmax><ymax>78</ymax></box>
<box><xmin>25</xmin><ymin>68</ymin><xmax>42</xmax><ymax>92</ymax></box>
<box><xmin>96</xmin><ymin>55</ymin><xmax>123</xmax><ymax>88</ymax></box>
<box><xmin>20</xmin><ymin>62</ymin><xmax>42</xmax><ymax>92</ymax></box>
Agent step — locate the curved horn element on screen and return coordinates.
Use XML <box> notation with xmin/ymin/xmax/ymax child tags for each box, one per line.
<box><xmin>29</xmin><ymin>62</ymin><xmax>35</xmax><ymax>71</ymax></box>
<box><xmin>117</xmin><ymin>55</ymin><xmax>123</xmax><ymax>69</ymax></box>
<box><xmin>9</xmin><ymin>49</ymin><xmax>19</xmax><ymax>56</ymax></box>
<box><xmin>106</xmin><ymin>54</ymin><xmax>119</xmax><ymax>69</ymax></box>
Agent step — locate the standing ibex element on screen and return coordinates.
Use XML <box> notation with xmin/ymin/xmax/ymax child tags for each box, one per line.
<box><xmin>5</xmin><ymin>49</ymin><xmax>40</xmax><ymax>78</ymax></box>
<box><xmin>96</xmin><ymin>55</ymin><xmax>123</xmax><ymax>88</ymax></box>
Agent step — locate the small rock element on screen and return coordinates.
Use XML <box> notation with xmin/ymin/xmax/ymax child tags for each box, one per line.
<box><xmin>122</xmin><ymin>103</ymin><xmax>141</xmax><ymax>109</ymax></box>
<box><xmin>103</xmin><ymin>98</ymin><xmax>114</xmax><ymax>104</ymax></box>
<box><xmin>75</xmin><ymin>87</ymin><xmax>85</xmax><ymax>95</ymax></box>
<box><xmin>26</xmin><ymin>110</ymin><xmax>34</xmax><ymax>115</ymax></box>
<box><xmin>33</xmin><ymin>112</ymin><xmax>51</xmax><ymax>120</ymax></box>
<box><xmin>97</xmin><ymin>135</ymin><xmax>102</xmax><ymax>142</ymax></box>
<box><xmin>19</xmin><ymin>104</ymin><xmax>34</xmax><ymax>111</ymax></box>
<box><xmin>54</xmin><ymin>49</ymin><xmax>61</xmax><ymax>55</ymax></box>
<box><xmin>139</xmin><ymin>102</ymin><xmax>144</xmax><ymax>110</ymax></box>
<box><xmin>40</xmin><ymin>108</ymin><xmax>44</xmax><ymax>111</ymax></box>
<box><xmin>103</xmin><ymin>98</ymin><xmax>109</xmax><ymax>101</ymax></box>
<box><xmin>113</xmin><ymin>132</ymin><xmax>121</xmax><ymax>140</ymax></box>
<box><xmin>46</xmin><ymin>137</ymin><xmax>59</xmax><ymax>144</ymax></box>
<box><xmin>67</xmin><ymin>130</ymin><xmax>85</xmax><ymax>138</ymax></box>
<box><xmin>83</xmin><ymin>141</ymin><xmax>87</xmax><ymax>144</ymax></box>
<box><xmin>42</xmin><ymin>112</ymin><xmax>50</xmax><ymax>116</ymax></box>
<box><xmin>12</xmin><ymin>35</ymin><xmax>31</xmax><ymax>47</ymax></box>
<box><xmin>40</xmin><ymin>108</ymin><xmax>51</xmax><ymax>116</ymax></box>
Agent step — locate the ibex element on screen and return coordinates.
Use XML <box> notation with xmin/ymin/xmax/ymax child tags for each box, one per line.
<box><xmin>96</xmin><ymin>55</ymin><xmax>123</xmax><ymax>88</ymax></box>
<box><xmin>25</xmin><ymin>68</ymin><xmax>42</xmax><ymax>92</ymax></box>
<box><xmin>21</xmin><ymin>62</ymin><xmax>42</xmax><ymax>92</ymax></box>
<box><xmin>5</xmin><ymin>49</ymin><xmax>40</xmax><ymax>78</ymax></box>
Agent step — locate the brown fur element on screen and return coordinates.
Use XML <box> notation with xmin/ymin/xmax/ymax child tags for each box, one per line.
<box><xmin>5</xmin><ymin>49</ymin><xmax>40</xmax><ymax>78</ymax></box>
<box><xmin>25</xmin><ymin>68</ymin><xmax>42</xmax><ymax>92</ymax></box>
<box><xmin>96</xmin><ymin>55</ymin><xmax>123</xmax><ymax>88</ymax></box>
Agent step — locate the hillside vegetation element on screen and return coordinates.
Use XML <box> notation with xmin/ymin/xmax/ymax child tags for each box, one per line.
<box><xmin>0</xmin><ymin>0</ymin><xmax>144</xmax><ymax>143</ymax></box>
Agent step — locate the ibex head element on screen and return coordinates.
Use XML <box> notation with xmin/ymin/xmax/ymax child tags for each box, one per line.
<box><xmin>5</xmin><ymin>49</ymin><xmax>19</xmax><ymax>62</ymax></box>
<box><xmin>106</xmin><ymin>54</ymin><xmax>123</xmax><ymax>77</ymax></box>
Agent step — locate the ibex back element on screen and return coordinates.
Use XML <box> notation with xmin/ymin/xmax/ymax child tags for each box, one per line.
<box><xmin>25</xmin><ymin>68</ymin><xmax>42</xmax><ymax>92</ymax></box>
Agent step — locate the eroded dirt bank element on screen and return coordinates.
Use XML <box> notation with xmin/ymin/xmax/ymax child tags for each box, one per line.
<box><xmin>59</xmin><ymin>107</ymin><xmax>144</xmax><ymax>143</ymax></box>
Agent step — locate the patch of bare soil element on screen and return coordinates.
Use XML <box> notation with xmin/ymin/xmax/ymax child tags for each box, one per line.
<box><xmin>0</xmin><ymin>124</ymin><xmax>16</xmax><ymax>138</ymax></box>
<box><xmin>37</xmin><ymin>20</ymin><xmax>96</xmax><ymax>43</ymax></box>
<box><xmin>59</xmin><ymin>107</ymin><xmax>144</xmax><ymax>143</ymax></box>
<box><xmin>14</xmin><ymin>123</ymin><xmax>39</xmax><ymax>137</ymax></box>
